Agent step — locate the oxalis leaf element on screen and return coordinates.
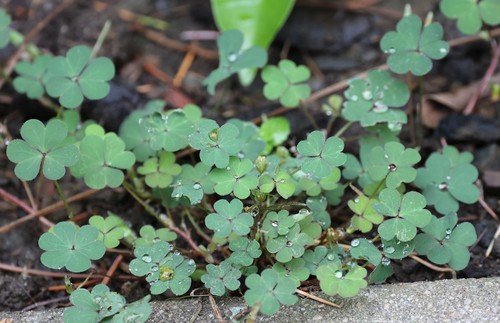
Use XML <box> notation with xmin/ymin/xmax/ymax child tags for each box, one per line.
<box><xmin>6</xmin><ymin>119</ymin><xmax>80</xmax><ymax>181</ymax></box>
<box><xmin>367</xmin><ymin>141</ymin><xmax>420</xmax><ymax>189</ymax></box>
<box><xmin>373</xmin><ymin>188</ymin><xmax>432</xmax><ymax>242</ymax></box>
<box><xmin>415</xmin><ymin>213</ymin><xmax>477</xmax><ymax>270</ymax></box>
<box><xmin>45</xmin><ymin>45</ymin><xmax>115</xmax><ymax>108</ymax></box>
<box><xmin>209</xmin><ymin>157</ymin><xmax>259</xmax><ymax>199</ymax></box>
<box><xmin>70</xmin><ymin>131</ymin><xmax>135</xmax><ymax>189</ymax></box>
<box><xmin>380</xmin><ymin>14</ymin><xmax>449</xmax><ymax>76</ymax></box>
<box><xmin>38</xmin><ymin>221</ymin><xmax>106</xmax><ymax>273</ymax></box>
<box><xmin>297</xmin><ymin>130</ymin><xmax>346</xmax><ymax>178</ymax></box>
<box><xmin>262</xmin><ymin>59</ymin><xmax>311</xmax><ymax>108</ymax></box>
<box><xmin>0</xmin><ymin>9</ymin><xmax>11</xmax><ymax>48</ymax></box>
<box><xmin>88</xmin><ymin>213</ymin><xmax>128</xmax><ymax>249</ymax></box>
<box><xmin>13</xmin><ymin>55</ymin><xmax>51</xmax><ymax>99</ymax></box>
<box><xmin>227</xmin><ymin>237</ymin><xmax>262</xmax><ymax>267</ymax></box>
<box><xmin>201</xmin><ymin>260</ymin><xmax>242</xmax><ymax>296</ymax></box>
<box><xmin>137</xmin><ymin>151</ymin><xmax>182</xmax><ymax>188</ymax></box>
<box><xmin>244</xmin><ymin>268</ymin><xmax>299</xmax><ymax>316</ymax></box>
<box><xmin>342</xmin><ymin>69</ymin><xmax>409</xmax><ymax>128</ymax></box>
<box><xmin>205</xmin><ymin>199</ymin><xmax>254</xmax><ymax>238</ymax></box>
<box><xmin>440</xmin><ymin>0</ymin><xmax>500</xmax><ymax>35</ymax></box>
<box><xmin>317</xmin><ymin>263</ymin><xmax>368</xmax><ymax>297</ymax></box>
<box><xmin>415</xmin><ymin>146</ymin><xmax>480</xmax><ymax>215</ymax></box>
<box><xmin>203</xmin><ymin>30</ymin><xmax>267</xmax><ymax>94</ymax></box>
<box><xmin>171</xmin><ymin>162</ymin><xmax>214</xmax><ymax>205</ymax></box>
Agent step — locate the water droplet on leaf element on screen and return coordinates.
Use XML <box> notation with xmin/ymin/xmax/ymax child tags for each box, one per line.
<box><xmin>381</xmin><ymin>257</ymin><xmax>391</xmax><ymax>266</ymax></box>
<box><xmin>193</xmin><ymin>183</ymin><xmax>201</xmax><ymax>190</ymax></box>
<box><xmin>286</xmin><ymin>241</ymin><xmax>293</xmax><ymax>247</ymax></box>
<box><xmin>335</xmin><ymin>271</ymin><xmax>343</xmax><ymax>278</ymax></box>
<box><xmin>271</xmin><ymin>221</ymin><xmax>279</xmax><ymax>227</ymax></box>
<box><xmin>385</xmin><ymin>246</ymin><xmax>395</xmax><ymax>254</ymax></box>
<box><xmin>351</xmin><ymin>239</ymin><xmax>360</xmax><ymax>247</ymax></box>
<box><xmin>228</xmin><ymin>53</ymin><xmax>237</xmax><ymax>62</ymax></box>
<box><xmin>362</xmin><ymin>90</ymin><xmax>373</xmax><ymax>100</ymax></box>
<box><xmin>142</xmin><ymin>255</ymin><xmax>152</xmax><ymax>263</ymax></box>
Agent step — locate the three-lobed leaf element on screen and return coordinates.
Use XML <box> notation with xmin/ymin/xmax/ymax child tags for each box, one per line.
<box><xmin>440</xmin><ymin>0</ymin><xmax>500</xmax><ymax>35</ymax></box>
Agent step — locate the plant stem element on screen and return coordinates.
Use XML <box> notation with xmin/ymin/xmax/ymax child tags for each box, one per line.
<box><xmin>334</xmin><ymin>121</ymin><xmax>353</xmax><ymax>137</ymax></box>
<box><xmin>184</xmin><ymin>209</ymin><xmax>213</xmax><ymax>244</ymax></box>
<box><xmin>90</xmin><ymin>20</ymin><xmax>112</xmax><ymax>60</ymax></box>
<box><xmin>53</xmin><ymin>180</ymin><xmax>74</xmax><ymax>221</ymax></box>
<box><xmin>298</xmin><ymin>102</ymin><xmax>320</xmax><ymax>130</ymax></box>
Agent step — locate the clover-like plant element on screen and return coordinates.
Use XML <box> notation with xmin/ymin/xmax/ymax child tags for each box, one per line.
<box><xmin>201</xmin><ymin>260</ymin><xmax>242</xmax><ymax>296</ymax></box>
<box><xmin>350</xmin><ymin>238</ymin><xmax>382</xmax><ymax>266</ymax></box>
<box><xmin>297</xmin><ymin>130</ymin><xmax>346</xmax><ymax>178</ymax></box>
<box><xmin>373</xmin><ymin>188</ymin><xmax>432</xmax><ymax>242</ymax></box>
<box><xmin>129</xmin><ymin>241</ymin><xmax>195</xmax><ymax>295</ymax></box>
<box><xmin>317</xmin><ymin>263</ymin><xmax>368</xmax><ymax>297</ymax></box>
<box><xmin>262</xmin><ymin>59</ymin><xmax>311</xmax><ymax>108</ymax></box>
<box><xmin>171</xmin><ymin>162</ymin><xmax>214</xmax><ymax>205</ymax></box>
<box><xmin>259</xmin><ymin>168</ymin><xmax>295</xmax><ymax>199</ymax></box>
<box><xmin>38</xmin><ymin>221</ymin><xmax>106</xmax><ymax>273</ymax></box>
<box><xmin>415</xmin><ymin>146</ymin><xmax>480</xmax><ymax>215</ymax></box>
<box><xmin>302</xmin><ymin>245</ymin><xmax>344</xmax><ymax>275</ymax></box>
<box><xmin>348</xmin><ymin>195</ymin><xmax>383</xmax><ymax>233</ymax></box>
<box><xmin>272</xmin><ymin>258</ymin><xmax>310</xmax><ymax>286</ymax></box>
<box><xmin>143</xmin><ymin>110</ymin><xmax>194</xmax><ymax>152</ymax></box>
<box><xmin>6</xmin><ymin>119</ymin><xmax>80</xmax><ymax>181</ymax></box>
<box><xmin>244</xmin><ymin>268</ymin><xmax>299</xmax><ymax>315</ymax></box>
<box><xmin>265</xmin><ymin>224</ymin><xmax>314</xmax><ymax>263</ymax></box>
<box><xmin>13</xmin><ymin>55</ymin><xmax>51</xmax><ymax>99</ymax></box>
<box><xmin>45</xmin><ymin>45</ymin><xmax>115</xmax><ymax>108</ymax></box>
<box><xmin>367</xmin><ymin>141</ymin><xmax>421</xmax><ymax>189</ymax></box>
<box><xmin>380</xmin><ymin>14</ymin><xmax>449</xmax><ymax>76</ymax></box>
<box><xmin>342</xmin><ymin>69</ymin><xmax>409</xmax><ymax>128</ymax></box>
<box><xmin>203</xmin><ymin>29</ymin><xmax>267</xmax><ymax>94</ymax></box>
<box><xmin>259</xmin><ymin>116</ymin><xmax>291</xmax><ymax>154</ymax></box>
<box><xmin>209</xmin><ymin>157</ymin><xmax>259</xmax><ymax>199</ymax></box>
<box><xmin>134</xmin><ymin>225</ymin><xmax>178</xmax><ymax>247</ymax></box>
<box><xmin>138</xmin><ymin>151</ymin><xmax>181</xmax><ymax>188</ymax></box>
<box><xmin>227</xmin><ymin>237</ymin><xmax>262</xmax><ymax>267</ymax></box>
<box><xmin>261</xmin><ymin>210</ymin><xmax>296</xmax><ymax>238</ymax></box>
<box><xmin>189</xmin><ymin>120</ymin><xmax>243</xmax><ymax>168</ymax></box>
<box><xmin>88</xmin><ymin>214</ymin><xmax>127</xmax><ymax>248</ymax></box>
<box><xmin>63</xmin><ymin>284</ymin><xmax>151</xmax><ymax>323</ymax></box>
<box><xmin>440</xmin><ymin>0</ymin><xmax>500</xmax><ymax>35</ymax></box>
<box><xmin>415</xmin><ymin>212</ymin><xmax>477</xmax><ymax>270</ymax></box>
<box><xmin>70</xmin><ymin>130</ymin><xmax>135</xmax><ymax>189</ymax></box>
<box><xmin>205</xmin><ymin>199</ymin><xmax>254</xmax><ymax>238</ymax></box>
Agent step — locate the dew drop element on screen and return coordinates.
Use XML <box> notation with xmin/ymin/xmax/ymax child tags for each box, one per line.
<box><xmin>440</xmin><ymin>48</ymin><xmax>448</xmax><ymax>54</ymax></box>
<box><xmin>438</xmin><ymin>183</ymin><xmax>448</xmax><ymax>191</ymax></box>
<box><xmin>351</xmin><ymin>95</ymin><xmax>359</xmax><ymax>101</ymax></box>
<box><xmin>354</xmin><ymin>198</ymin><xmax>360</xmax><ymax>203</ymax></box>
<box><xmin>226</xmin><ymin>166</ymin><xmax>231</xmax><ymax>171</ymax></box>
<box><xmin>193</xmin><ymin>183</ymin><xmax>201</xmax><ymax>190</ymax></box>
<box><xmin>351</xmin><ymin>239</ymin><xmax>360</xmax><ymax>247</ymax></box>
<box><xmin>286</xmin><ymin>241</ymin><xmax>293</xmax><ymax>247</ymax></box>
<box><xmin>388</xmin><ymin>163</ymin><xmax>397</xmax><ymax>172</ymax></box>
<box><xmin>446</xmin><ymin>176</ymin><xmax>451</xmax><ymax>180</ymax></box>
<box><xmin>271</xmin><ymin>221</ymin><xmax>279</xmax><ymax>227</ymax></box>
<box><xmin>174</xmin><ymin>193</ymin><xmax>181</xmax><ymax>198</ymax></box>
<box><xmin>326</xmin><ymin>253</ymin><xmax>335</xmax><ymax>261</ymax></box>
<box><xmin>151</xmin><ymin>265</ymin><xmax>159</xmax><ymax>272</ymax></box>
<box><xmin>278</xmin><ymin>179</ymin><xmax>286</xmax><ymax>183</ymax></box>
<box><xmin>237</xmin><ymin>152</ymin><xmax>245</xmax><ymax>159</ymax></box>
<box><xmin>228</xmin><ymin>53</ymin><xmax>237</xmax><ymax>62</ymax></box>
<box><xmin>373</xmin><ymin>101</ymin><xmax>388</xmax><ymax>113</ymax></box>
<box><xmin>388</xmin><ymin>47</ymin><xmax>396</xmax><ymax>54</ymax></box>
<box><xmin>299</xmin><ymin>208</ymin><xmax>310</xmax><ymax>215</ymax></box>
<box><xmin>445</xmin><ymin>234</ymin><xmax>451</xmax><ymax>240</ymax></box>
<box><xmin>335</xmin><ymin>271</ymin><xmax>343</xmax><ymax>278</ymax></box>
<box><xmin>445</xmin><ymin>228</ymin><xmax>452</xmax><ymax>235</ymax></box>
<box><xmin>173</xmin><ymin>250</ymin><xmax>180</xmax><ymax>256</ymax></box>
<box><xmin>385</xmin><ymin>246</ymin><xmax>395</xmax><ymax>254</ymax></box>
<box><xmin>362</xmin><ymin>90</ymin><xmax>373</xmax><ymax>100</ymax></box>
<box><xmin>188</xmin><ymin>259</ymin><xmax>195</xmax><ymax>266</ymax></box>
<box><xmin>142</xmin><ymin>255</ymin><xmax>152</xmax><ymax>263</ymax></box>
<box><xmin>381</xmin><ymin>257</ymin><xmax>391</xmax><ymax>266</ymax></box>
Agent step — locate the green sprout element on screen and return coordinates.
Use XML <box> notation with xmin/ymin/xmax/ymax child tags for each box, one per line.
<box><xmin>342</xmin><ymin>69</ymin><xmax>410</xmax><ymax>128</ymax></box>
<box><xmin>317</xmin><ymin>263</ymin><xmax>368</xmax><ymax>297</ymax></box>
<box><xmin>259</xmin><ymin>169</ymin><xmax>296</xmax><ymax>199</ymax></box>
<box><xmin>415</xmin><ymin>146</ymin><xmax>480</xmax><ymax>215</ymax></box>
<box><xmin>88</xmin><ymin>214</ymin><xmax>127</xmax><ymax>248</ymax></box>
<box><xmin>227</xmin><ymin>237</ymin><xmax>262</xmax><ymax>267</ymax></box>
<box><xmin>209</xmin><ymin>157</ymin><xmax>259</xmax><ymax>199</ymax></box>
<box><xmin>70</xmin><ymin>131</ymin><xmax>135</xmax><ymax>189</ymax></box>
<box><xmin>203</xmin><ymin>29</ymin><xmax>267</xmax><ymax>94</ymax></box>
<box><xmin>373</xmin><ymin>188</ymin><xmax>432</xmax><ymax>242</ymax></box>
<box><xmin>137</xmin><ymin>151</ymin><xmax>182</xmax><ymax>188</ymax></box>
<box><xmin>38</xmin><ymin>221</ymin><xmax>106</xmax><ymax>273</ymax></box>
<box><xmin>367</xmin><ymin>141</ymin><xmax>421</xmax><ymax>189</ymax></box>
<box><xmin>143</xmin><ymin>110</ymin><xmax>194</xmax><ymax>152</ymax></box>
<box><xmin>262</xmin><ymin>59</ymin><xmax>311</xmax><ymax>108</ymax></box>
<box><xmin>129</xmin><ymin>241</ymin><xmax>195</xmax><ymax>295</ymax></box>
<box><xmin>440</xmin><ymin>0</ymin><xmax>500</xmax><ymax>35</ymax></box>
<box><xmin>380</xmin><ymin>14</ymin><xmax>449</xmax><ymax>76</ymax></box>
<box><xmin>45</xmin><ymin>45</ymin><xmax>115</xmax><ymax>108</ymax></box>
<box><xmin>6</xmin><ymin>119</ymin><xmax>80</xmax><ymax>181</ymax></box>
<box><xmin>297</xmin><ymin>130</ymin><xmax>346</xmax><ymax>178</ymax></box>
<box><xmin>205</xmin><ymin>199</ymin><xmax>254</xmax><ymax>238</ymax></box>
<box><xmin>415</xmin><ymin>212</ymin><xmax>477</xmax><ymax>270</ymax></box>
<box><xmin>13</xmin><ymin>55</ymin><xmax>51</xmax><ymax>99</ymax></box>
<box><xmin>201</xmin><ymin>260</ymin><xmax>242</xmax><ymax>296</ymax></box>
<box><xmin>244</xmin><ymin>268</ymin><xmax>299</xmax><ymax>315</ymax></box>
<box><xmin>134</xmin><ymin>225</ymin><xmax>177</xmax><ymax>248</ymax></box>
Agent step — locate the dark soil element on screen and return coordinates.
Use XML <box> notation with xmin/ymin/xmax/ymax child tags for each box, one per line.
<box><xmin>1</xmin><ymin>0</ymin><xmax>499</xmax><ymax>312</ymax></box>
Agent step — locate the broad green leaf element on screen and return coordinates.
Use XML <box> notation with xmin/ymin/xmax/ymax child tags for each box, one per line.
<box><xmin>259</xmin><ymin>117</ymin><xmax>290</xmax><ymax>153</ymax></box>
<box><xmin>350</xmin><ymin>238</ymin><xmax>382</xmax><ymax>265</ymax></box>
<box><xmin>88</xmin><ymin>214</ymin><xmax>126</xmax><ymax>248</ymax></box>
<box><xmin>137</xmin><ymin>151</ymin><xmax>181</xmax><ymax>188</ymax></box>
<box><xmin>0</xmin><ymin>9</ymin><xmax>11</xmax><ymax>48</ymax></box>
<box><xmin>13</xmin><ymin>55</ymin><xmax>51</xmax><ymax>99</ymax></box>
<box><xmin>297</xmin><ymin>131</ymin><xmax>346</xmax><ymax>178</ymax></box>
<box><xmin>201</xmin><ymin>261</ymin><xmax>242</xmax><ymax>296</ymax></box>
<box><xmin>205</xmin><ymin>199</ymin><xmax>254</xmax><ymax>238</ymax></box>
<box><xmin>317</xmin><ymin>263</ymin><xmax>367</xmax><ymax>297</ymax></box>
<box><xmin>440</xmin><ymin>0</ymin><xmax>500</xmax><ymax>35</ymax></box>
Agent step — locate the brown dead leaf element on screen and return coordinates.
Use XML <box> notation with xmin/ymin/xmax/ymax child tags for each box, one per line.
<box><xmin>421</xmin><ymin>73</ymin><xmax>500</xmax><ymax>128</ymax></box>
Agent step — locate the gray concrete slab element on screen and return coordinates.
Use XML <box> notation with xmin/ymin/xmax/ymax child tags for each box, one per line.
<box><xmin>1</xmin><ymin>277</ymin><xmax>499</xmax><ymax>322</ymax></box>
